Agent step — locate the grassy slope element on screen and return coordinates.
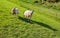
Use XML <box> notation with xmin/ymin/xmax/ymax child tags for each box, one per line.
<box><xmin>0</xmin><ymin>0</ymin><xmax>60</xmax><ymax>38</ymax></box>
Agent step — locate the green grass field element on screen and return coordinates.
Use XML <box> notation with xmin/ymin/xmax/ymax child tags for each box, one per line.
<box><xmin>0</xmin><ymin>0</ymin><xmax>60</xmax><ymax>38</ymax></box>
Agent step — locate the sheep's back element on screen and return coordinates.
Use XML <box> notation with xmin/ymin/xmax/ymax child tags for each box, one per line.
<box><xmin>24</xmin><ymin>11</ymin><xmax>32</xmax><ymax>16</ymax></box>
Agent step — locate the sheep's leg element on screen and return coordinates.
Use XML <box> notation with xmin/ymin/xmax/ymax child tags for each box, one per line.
<box><xmin>25</xmin><ymin>15</ymin><xmax>29</xmax><ymax>22</ymax></box>
<box><xmin>23</xmin><ymin>15</ymin><xmax>27</xmax><ymax>21</ymax></box>
<box><xmin>25</xmin><ymin>16</ymin><xmax>29</xmax><ymax>22</ymax></box>
<box><xmin>28</xmin><ymin>16</ymin><xmax>31</xmax><ymax>22</ymax></box>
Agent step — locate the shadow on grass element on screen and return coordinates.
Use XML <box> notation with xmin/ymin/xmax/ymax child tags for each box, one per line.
<box><xmin>18</xmin><ymin>16</ymin><xmax>57</xmax><ymax>31</ymax></box>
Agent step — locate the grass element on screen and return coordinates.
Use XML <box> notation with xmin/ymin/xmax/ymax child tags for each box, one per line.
<box><xmin>0</xmin><ymin>0</ymin><xmax>60</xmax><ymax>38</ymax></box>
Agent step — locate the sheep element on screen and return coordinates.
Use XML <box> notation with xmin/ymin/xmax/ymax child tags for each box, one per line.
<box><xmin>11</xmin><ymin>7</ymin><xmax>18</xmax><ymax>15</ymax></box>
<box><xmin>24</xmin><ymin>10</ymin><xmax>34</xmax><ymax>21</ymax></box>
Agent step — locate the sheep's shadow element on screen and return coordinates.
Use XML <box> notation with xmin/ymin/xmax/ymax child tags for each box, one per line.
<box><xmin>18</xmin><ymin>16</ymin><xmax>57</xmax><ymax>31</ymax></box>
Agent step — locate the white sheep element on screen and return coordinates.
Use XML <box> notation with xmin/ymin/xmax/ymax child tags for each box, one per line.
<box><xmin>11</xmin><ymin>7</ymin><xmax>18</xmax><ymax>15</ymax></box>
<box><xmin>24</xmin><ymin>10</ymin><xmax>34</xmax><ymax>21</ymax></box>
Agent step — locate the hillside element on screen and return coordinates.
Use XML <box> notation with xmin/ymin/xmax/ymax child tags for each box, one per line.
<box><xmin>0</xmin><ymin>0</ymin><xmax>60</xmax><ymax>38</ymax></box>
